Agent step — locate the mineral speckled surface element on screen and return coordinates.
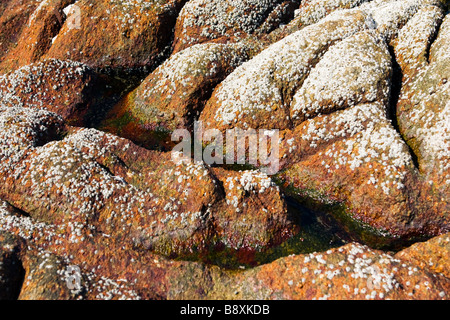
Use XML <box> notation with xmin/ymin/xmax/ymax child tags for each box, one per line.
<box><xmin>0</xmin><ymin>0</ymin><xmax>449</xmax><ymax>300</ymax></box>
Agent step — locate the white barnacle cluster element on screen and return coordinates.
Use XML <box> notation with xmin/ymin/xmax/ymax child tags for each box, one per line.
<box><xmin>293</xmin><ymin>0</ymin><xmax>370</xmax><ymax>25</ymax></box>
<box><xmin>0</xmin><ymin>106</ymin><xmax>63</xmax><ymax>176</ymax></box>
<box><xmin>299</xmin><ymin>101</ymin><xmax>413</xmax><ymax>193</ymax></box>
<box><xmin>178</xmin><ymin>0</ymin><xmax>283</xmax><ymax>46</ymax></box>
<box><xmin>213</xmin><ymin>8</ymin><xmax>376</xmax><ymax>127</ymax></box>
<box><xmin>0</xmin><ymin>59</ymin><xmax>90</xmax><ymax>111</ymax></box>
<box><xmin>291</xmin><ymin>30</ymin><xmax>391</xmax><ymax>121</ymax></box>
<box><xmin>237</xmin><ymin>170</ymin><xmax>274</xmax><ymax>193</ymax></box>
<box><xmin>66</xmin><ymin>127</ymin><xmax>122</xmax><ymax>160</ymax></box>
<box><xmin>299</xmin><ymin>243</ymin><xmax>425</xmax><ymax>300</ymax></box>
<box><xmin>92</xmin><ymin>275</ymin><xmax>141</xmax><ymax>300</ymax></box>
<box><xmin>172</xmin><ymin>158</ymin><xmax>211</xmax><ymax>186</ymax></box>
<box><xmin>394</xmin><ymin>5</ymin><xmax>444</xmax><ymax>71</ymax></box>
<box><xmin>159</xmin><ymin>210</ymin><xmax>204</xmax><ymax>229</ymax></box>
<box><xmin>140</xmin><ymin>42</ymin><xmax>248</xmax><ymax>102</ymax></box>
<box><xmin>0</xmin><ymin>200</ymin><xmax>57</xmax><ymax>241</ymax></box>
<box><xmin>301</xmin><ymin>103</ymin><xmax>379</xmax><ymax>147</ymax></box>
<box><xmin>224</xmin><ymin>170</ymin><xmax>277</xmax><ymax>213</ymax></box>
<box><xmin>105</xmin><ymin>0</ymin><xmax>166</xmax><ymax>31</ymax></box>
<box><xmin>359</xmin><ymin>0</ymin><xmax>421</xmax><ymax>40</ymax></box>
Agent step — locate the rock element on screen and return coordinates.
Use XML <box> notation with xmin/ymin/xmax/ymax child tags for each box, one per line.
<box><xmin>0</xmin><ymin>108</ymin><xmax>216</xmax><ymax>257</ymax></box>
<box><xmin>392</xmin><ymin>4</ymin><xmax>444</xmax><ymax>74</ymax></box>
<box><xmin>0</xmin><ymin>197</ymin><xmax>153</xmax><ymax>299</ymax></box>
<box><xmin>168</xmin><ymin>239</ymin><xmax>449</xmax><ymax>300</ymax></box>
<box><xmin>359</xmin><ymin>0</ymin><xmax>423</xmax><ymax>40</ymax></box>
<box><xmin>4</xmin><ymin>196</ymin><xmax>448</xmax><ymax>300</ymax></box>
<box><xmin>210</xmin><ymin>168</ymin><xmax>296</xmax><ymax>254</ymax></box>
<box><xmin>395</xmin><ymin>233</ymin><xmax>450</xmax><ymax>278</ymax></box>
<box><xmin>100</xmin><ymin>42</ymin><xmax>252</xmax><ymax>148</ymax></box>
<box><xmin>201</xmin><ymin>3</ymin><xmax>449</xmax><ymax>244</ymax></box>
<box><xmin>0</xmin><ymin>0</ymin><xmax>73</xmax><ymax>73</ymax></box>
<box><xmin>0</xmin><ymin>0</ymin><xmax>448</xmax><ymax>301</ymax></box>
<box><xmin>17</xmin><ymin>245</ymin><xmax>143</xmax><ymax>300</ymax></box>
<box><xmin>290</xmin><ymin>30</ymin><xmax>392</xmax><ymax>125</ymax></box>
<box><xmin>274</xmin><ymin>30</ymin><xmax>420</xmax><ymax>241</ymax></box>
<box><xmin>395</xmin><ymin>11</ymin><xmax>450</xmax><ymax>198</ymax></box>
<box><xmin>43</xmin><ymin>0</ymin><xmax>187</xmax><ymax>73</ymax></box>
<box><xmin>172</xmin><ymin>0</ymin><xmax>299</xmax><ymax>53</ymax></box>
<box><xmin>200</xmin><ymin>9</ymin><xmax>376</xmax><ymax>132</ymax></box>
<box><xmin>0</xmin><ymin>59</ymin><xmax>110</xmax><ymax>126</ymax></box>
<box><xmin>278</xmin><ymin>18</ymin><xmax>448</xmax><ymax>240</ymax></box>
<box><xmin>269</xmin><ymin>0</ymin><xmax>445</xmax><ymax>44</ymax></box>
<box><xmin>271</xmin><ymin>0</ymin><xmax>371</xmax><ymax>40</ymax></box>
<box><xmin>0</xmin><ymin>0</ymin><xmax>42</xmax><ymax>69</ymax></box>
<box><xmin>278</xmin><ymin>101</ymin><xmax>433</xmax><ymax>244</ymax></box>
<box><xmin>0</xmin><ymin>106</ymin><xmax>294</xmax><ymax>259</ymax></box>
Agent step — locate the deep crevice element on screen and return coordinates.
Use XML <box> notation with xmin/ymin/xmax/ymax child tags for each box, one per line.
<box><xmin>387</xmin><ymin>45</ymin><xmax>420</xmax><ymax>170</ymax></box>
<box><xmin>0</xmin><ymin>248</ymin><xmax>25</xmax><ymax>300</ymax></box>
<box><xmin>257</xmin><ymin>0</ymin><xmax>301</xmax><ymax>34</ymax></box>
<box><xmin>424</xmin><ymin>14</ymin><xmax>444</xmax><ymax>64</ymax></box>
<box><xmin>0</xmin><ymin>202</ymin><xmax>27</xmax><ymax>300</ymax></box>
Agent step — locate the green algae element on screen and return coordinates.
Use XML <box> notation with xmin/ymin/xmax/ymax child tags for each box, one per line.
<box><xmin>275</xmin><ymin>176</ymin><xmax>432</xmax><ymax>252</ymax></box>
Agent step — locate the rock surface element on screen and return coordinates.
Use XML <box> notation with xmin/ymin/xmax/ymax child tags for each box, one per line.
<box><xmin>172</xmin><ymin>0</ymin><xmax>300</xmax><ymax>53</ymax></box>
<box><xmin>179</xmin><ymin>239</ymin><xmax>450</xmax><ymax>300</ymax></box>
<box><xmin>0</xmin><ymin>0</ymin><xmax>42</xmax><ymax>69</ymax></box>
<box><xmin>0</xmin><ymin>0</ymin><xmax>448</xmax><ymax>300</ymax></box>
<box><xmin>42</xmin><ymin>0</ymin><xmax>187</xmax><ymax>74</ymax></box>
<box><xmin>200</xmin><ymin>9</ymin><xmax>377</xmax><ymax>131</ymax></box>
<box><xmin>0</xmin><ymin>0</ymin><xmax>73</xmax><ymax>73</ymax></box>
<box><xmin>0</xmin><ymin>59</ymin><xmax>105</xmax><ymax>126</ymax></box>
<box><xmin>395</xmin><ymin>10</ymin><xmax>450</xmax><ymax>200</ymax></box>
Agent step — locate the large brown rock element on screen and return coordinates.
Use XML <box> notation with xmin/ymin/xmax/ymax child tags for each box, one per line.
<box><xmin>275</xmin><ymin>29</ymin><xmax>426</xmax><ymax>241</ymax></box>
<box><xmin>0</xmin><ymin>0</ymin><xmax>42</xmax><ymax>69</ymax></box>
<box><xmin>210</xmin><ymin>168</ymin><xmax>296</xmax><ymax>253</ymax></box>
<box><xmin>18</xmin><ymin>250</ymin><xmax>83</xmax><ymax>300</ymax></box>
<box><xmin>43</xmin><ymin>0</ymin><xmax>187</xmax><ymax>73</ymax></box>
<box><xmin>172</xmin><ymin>0</ymin><xmax>299</xmax><ymax>54</ymax></box>
<box><xmin>290</xmin><ymin>30</ymin><xmax>392</xmax><ymax>124</ymax></box>
<box><xmin>0</xmin><ymin>0</ymin><xmax>73</xmax><ymax>73</ymax></box>
<box><xmin>3</xmin><ymin>195</ymin><xmax>448</xmax><ymax>300</ymax></box>
<box><xmin>167</xmin><ymin>238</ymin><xmax>450</xmax><ymax>300</ymax></box>
<box><xmin>0</xmin><ymin>59</ymin><xmax>107</xmax><ymax>126</ymax></box>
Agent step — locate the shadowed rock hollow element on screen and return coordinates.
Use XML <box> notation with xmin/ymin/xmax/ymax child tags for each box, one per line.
<box><xmin>0</xmin><ymin>0</ymin><xmax>449</xmax><ymax>300</ymax></box>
